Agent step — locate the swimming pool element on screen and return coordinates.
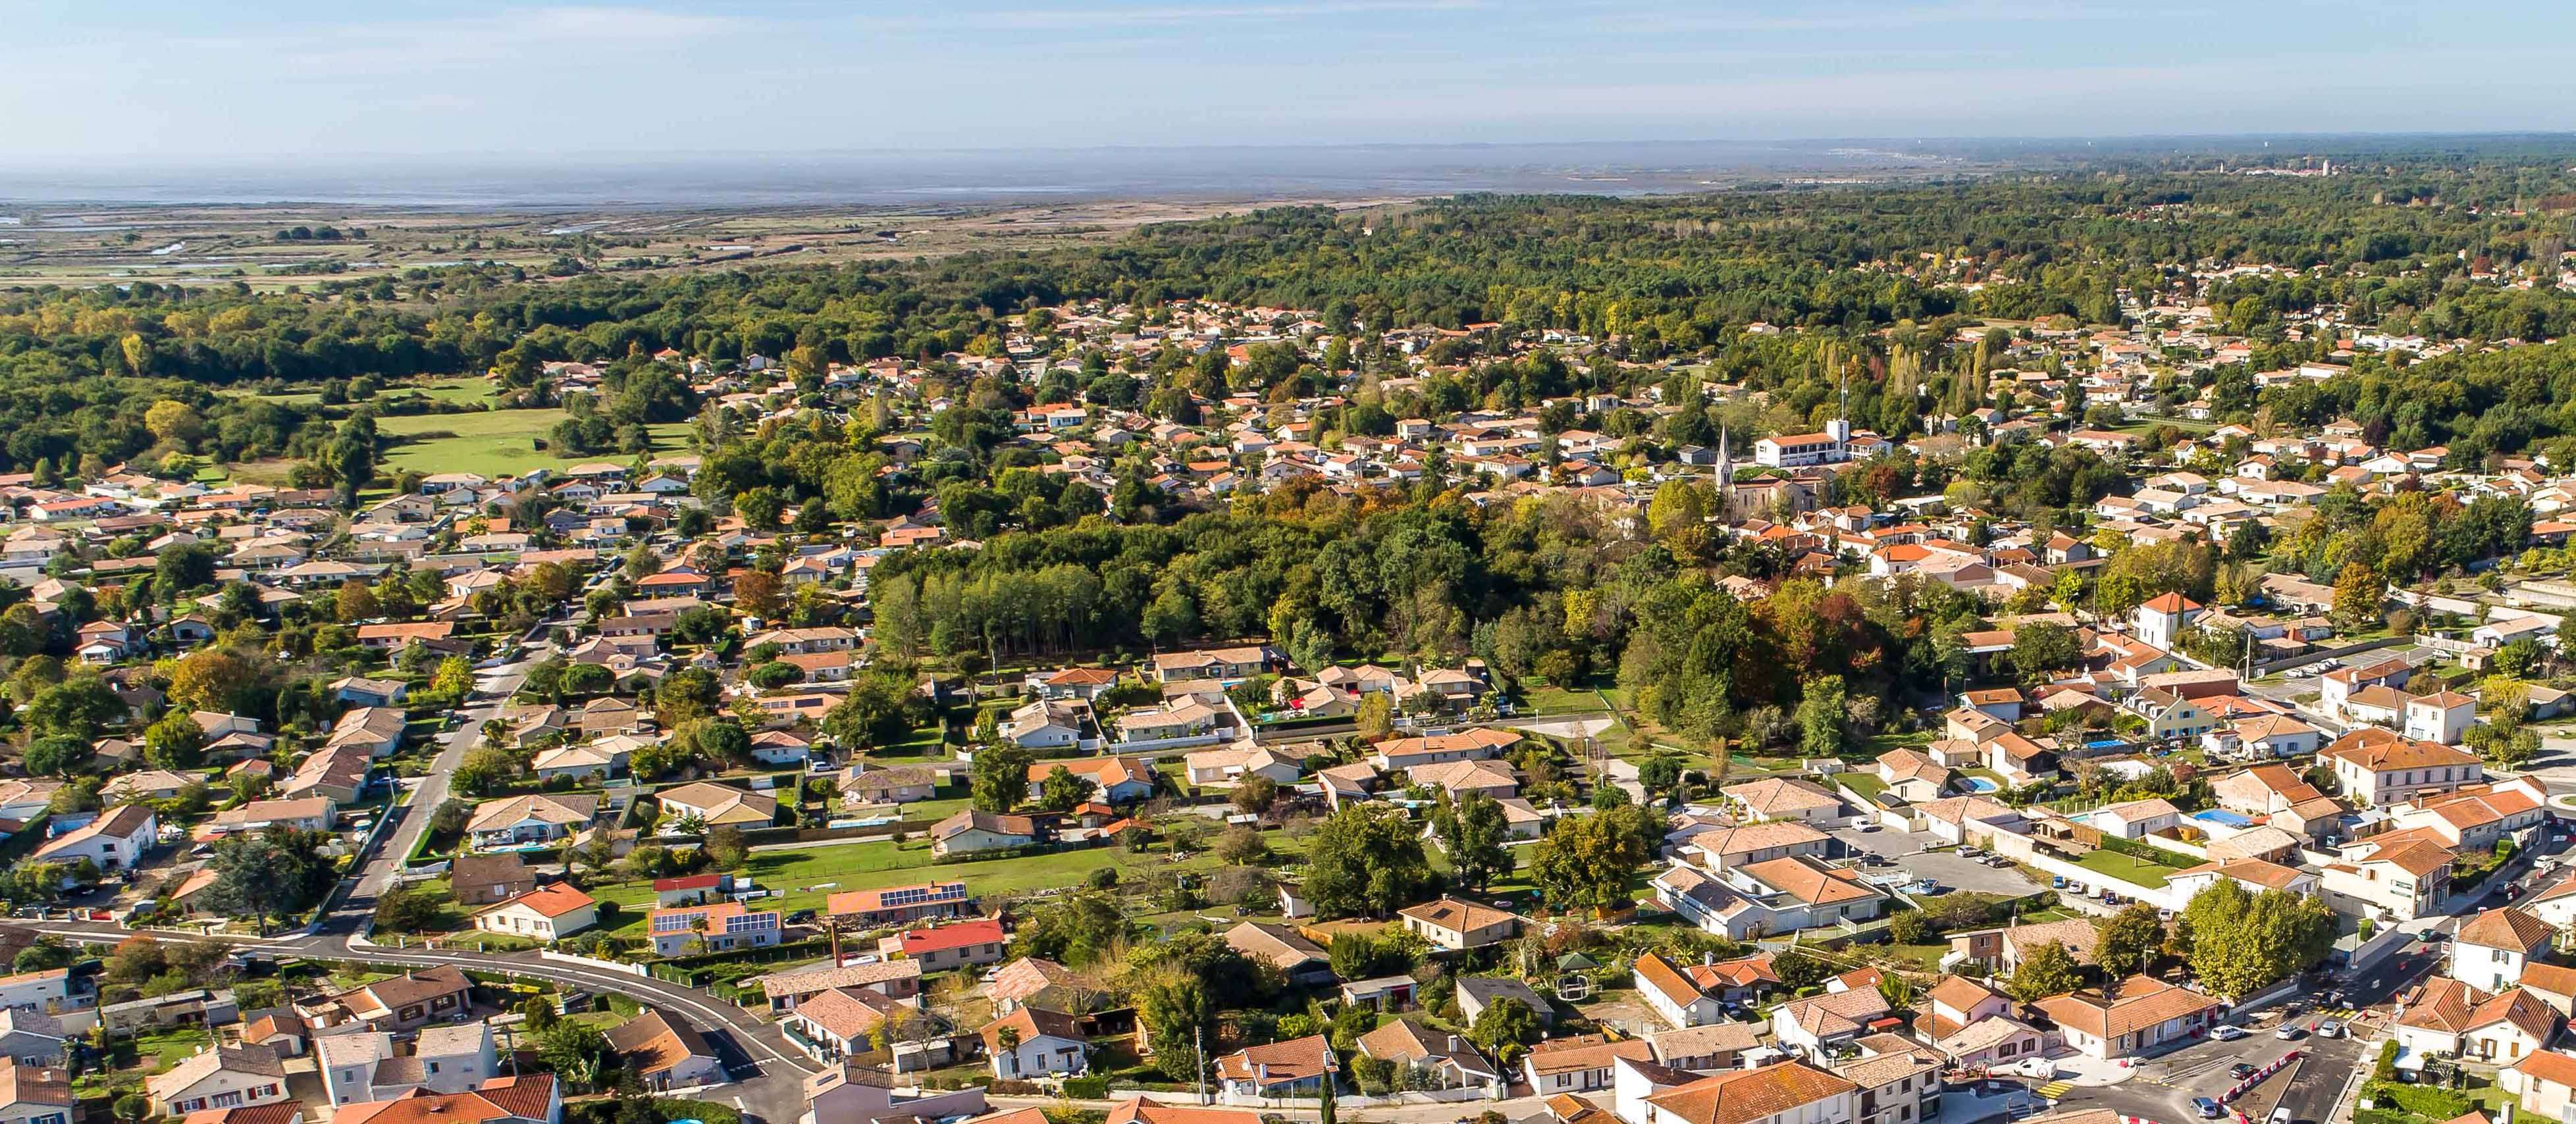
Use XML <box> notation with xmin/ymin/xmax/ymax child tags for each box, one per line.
<box><xmin>2189</xmin><ymin>808</ymin><xmax>2254</xmax><ymax>828</ymax></box>
<box><xmin>1962</xmin><ymin>777</ymin><xmax>2000</xmax><ymax>793</ymax></box>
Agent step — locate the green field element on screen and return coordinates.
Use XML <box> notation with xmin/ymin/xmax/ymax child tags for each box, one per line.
<box><xmin>374</xmin><ymin>409</ymin><xmax>693</xmax><ymax>476</ymax></box>
<box><xmin>2071</xmin><ymin>849</ymin><xmax>2180</xmax><ymax>888</ymax></box>
<box><xmin>585</xmin><ymin>833</ymin><xmax>1278</xmax><ymax>933</ymax></box>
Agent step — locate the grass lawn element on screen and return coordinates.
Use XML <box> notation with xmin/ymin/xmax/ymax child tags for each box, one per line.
<box><xmin>2072</xmin><ymin>849</ymin><xmax>2179</xmax><ymax>888</ymax></box>
<box><xmin>1524</xmin><ymin>682</ymin><xmax>1616</xmax><ymax>717</ymax></box>
<box><xmin>1837</xmin><ymin>773</ymin><xmax>1889</xmax><ymax>802</ymax></box>
<box><xmin>589</xmin><ymin>834</ymin><xmax>1277</xmax><ymax>933</ymax></box>
<box><xmin>374</xmin><ymin>408</ymin><xmax>694</xmax><ymax>476</ymax></box>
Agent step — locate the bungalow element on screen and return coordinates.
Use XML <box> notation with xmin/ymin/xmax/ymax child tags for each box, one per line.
<box><xmin>1215</xmin><ymin>1035</ymin><xmax>1336</xmax><ymax>1098</ymax></box>
<box><xmin>981</xmin><ymin>1008</ymin><xmax>1088</xmax><ymax>1080</ymax></box>
<box><xmin>652</xmin><ymin>782</ymin><xmax>776</xmax><ymax>829</ymax></box>
<box><xmin>1357</xmin><ymin>1019</ymin><xmax>1503</xmax><ymax>1096</ymax></box>
<box><xmin>645</xmin><ymin>902</ymin><xmax>781</xmax><ymax>958</ymax></box>
<box><xmin>2032</xmin><ymin>976</ymin><xmax>2218</xmax><ymax>1061</ymax></box>
<box><xmin>1720</xmin><ymin>778</ymin><xmax>1844</xmax><ymax>825</ymax></box>
<box><xmin>930</xmin><ymin>810</ymin><xmax>1039</xmax><ymax>857</ymax></box>
<box><xmin>472</xmin><ymin>884</ymin><xmax>599</xmax><ymax>942</ymax></box>
<box><xmin>147</xmin><ymin>1048</ymin><xmax>289</xmax><ymax>1116</ymax></box>
<box><xmin>1021</xmin><ymin>757</ymin><xmax>1155</xmax><ymax>805</ymax></box>
<box><xmin>1399</xmin><ymin>898</ymin><xmax>1521</xmax><ymax>952</ymax></box>
<box><xmin>1522</xmin><ymin>1035</ymin><xmax>1654</xmax><ymax>1096</ymax></box>
<box><xmin>465</xmin><ymin>794</ymin><xmax>598</xmax><ymax>850</ymax></box>
<box><xmin>603</xmin><ymin>1011</ymin><xmax>725</xmax><ymax>1092</ymax></box>
<box><xmin>878</xmin><ymin>919</ymin><xmax>1009</xmax><ymax>973</ymax></box>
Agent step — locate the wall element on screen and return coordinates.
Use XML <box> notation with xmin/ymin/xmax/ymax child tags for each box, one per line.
<box><xmin>2253</xmin><ymin>636</ymin><xmax>2409</xmax><ymax>677</ymax></box>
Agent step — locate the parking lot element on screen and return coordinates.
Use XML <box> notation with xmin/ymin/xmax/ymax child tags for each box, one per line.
<box><xmin>1829</xmin><ymin>823</ymin><xmax>2049</xmax><ymax>899</ymax></box>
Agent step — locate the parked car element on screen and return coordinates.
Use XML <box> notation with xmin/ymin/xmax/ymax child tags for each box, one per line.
<box><xmin>2318</xmin><ymin>1019</ymin><xmax>2344</xmax><ymax>1038</ymax></box>
<box><xmin>1857</xmin><ymin>821</ymin><xmax>1881</xmax><ymax>833</ymax></box>
<box><xmin>2271</xmin><ymin>1109</ymin><xmax>2294</xmax><ymax>1124</ymax></box>
<box><xmin>2274</xmin><ymin>1025</ymin><xmax>2303</xmax><ymax>1040</ymax></box>
<box><xmin>2051</xmin><ymin>876</ymin><xmax>2066</xmax><ymax>888</ymax></box>
<box><xmin>2212</xmin><ymin>1026</ymin><xmax>2246</xmax><ymax>1042</ymax></box>
<box><xmin>2193</xmin><ymin>1098</ymin><xmax>2223</xmax><ymax>1119</ymax></box>
<box><xmin>2231</xmin><ymin>1063</ymin><xmax>2260</xmax><ymax>1079</ymax></box>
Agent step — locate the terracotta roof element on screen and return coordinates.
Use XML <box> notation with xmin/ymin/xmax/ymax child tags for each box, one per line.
<box><xmin>1399</xmin><ymin>897</ymin><xmax>1518</xmax><ymax>934</ymax></box>
<box><xmin>2031</xmin><ymin>977</ymin><xmax>2217</xmax><ymax>1040</ymax></box>
<box><xmin>2458</xmin><ymin>907</ymin><xmax>2555</xmax><ymax>953</ymax></box>
<box><xmin>1722</xmin><ymin>777</ymin><xmax>1844</xmax><ymax>815</ymax></box>
<box><xmin>1523</xmin><ymin>1035</ymin><xmax>1656</xmax><ymax>1076</ymax></box>
<box><xmin>2508</xmin><ymin>1050</ymin><xmax>2576</xmax><ymax>1089</ymax></box>
<box><xmin>330</xmin><ymin>1076</ymin><xmax>557</xmax><ymax>1124</ymax></box>
<box><xmin>1214</xmin><ymin>1033</ymin><xmax>1334</xmax><ymax>1086</ymax></box>
<box><xmin>1104</xmin><ymin>1097</ymin><xmax>1266</xmax><ymax>1124</ymax></box>
<box><xmin>603</xmin><ymin>1010</ymin><xmax>716</xmax><ymax>1077</ymax></box>
<box><xmin>1643</xmin><ymin>1060</ymin><xmax>1858</xmax><ymax>1124</ymax></box>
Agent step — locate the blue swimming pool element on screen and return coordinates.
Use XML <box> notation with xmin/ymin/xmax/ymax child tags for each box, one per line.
<box><xmin>1962</xmin><ymin>777</ymin><xmax>2000</xmax><ymax>793</ymax></box>
<box><xmin>2190</xmin><ymin>808</ymin><xmax>2254</xmax><ymax>828</ymax></box>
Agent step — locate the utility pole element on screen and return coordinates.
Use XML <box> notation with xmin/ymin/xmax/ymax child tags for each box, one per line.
<box><xmin>1194</xmin><ymin>1022</ymin><xmax>1207</xmax><ymax>1105</ymax></box>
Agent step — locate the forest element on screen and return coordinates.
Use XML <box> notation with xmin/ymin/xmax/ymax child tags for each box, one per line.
<box><xmin>9</xmin><ymin>153</ymin><xmax>2576</xmax><ymax>475</ymax></box>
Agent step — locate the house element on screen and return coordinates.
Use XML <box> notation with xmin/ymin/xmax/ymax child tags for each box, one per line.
<box><xmin>804</xmin><ymin>1065</ymin><xmax>989</xmax><ymax>1124</ymax></box>
<box><xmin>980</xmin><ymin>1008</ymin><xmax>1088</xmax><ymax>1080</ymax></box>
<box><xmin>329</xmin><ymin>1075</ymin><xmax>562</xmax><ymax>1124</ymax></box>
<box><xmin>1022</xmin><ymin>757</ymin><xmax>1156</xmax><ymax>805</ymax></box>
<box><xmin>1633</xmin><ymin>953</ymin><xmax>1724</xmax><ymax>1029</ymax></box>
<box><xmin>1944</xmin><ymin>919</ymin><xmax>2100</xmax><ymax>976</ymax></box>
<box><xmin>1215</xmin><ymin>1035</ymin><xmax>1337</xmax><ymax>1098</ymax></box>
<box><xmin>1371</xmin><ymin>727</ymin><xmax>1519</xmax><ymax>771</ymax></box>
<box><xmin>825</xmin><ymin>881</ymin><xmax>970</xmax><ymax>927</ymax></box>
<box><xmin>0</xmin><ymin>1013</ymin><xmax>65</xmax><ymax>1069</ymax></box>
<box><xmin>1105</xmin><ymin>1098</ymin><xmax>1264</xmax><ymax>1124</ymax></box>
<box><xmin>998</xmin><ymin>701</ymin><xmax>1086</xmax><ymax>750</ymax></box>
<box><xmin>646</xmin><ymin>902</ymin><xmax>781</xmax><ymax>957</ymax></box>
<box><xmin>1872</xmin><ymin>750</ymin><xmax>1950</xmax><ymax>803</ymax></box>
<box><xmin>30</xmin><ymin>804</ymin><xmax>156</xmax><ymax>873</ymax></box>
<box><xmin>2504</xmin><ymin>1050</ymin><xmax>2576</xmax><ymax>1120</ymax></box>
<box><xmin>330</xmin><ymin>676</ymin><xmax>410</xmax><ymax>708</ymax></box>
<box><xmin>930</xmin><ymin>810</ymin><xmax>1040</xmax><ymax>857</ymax></box>
<box><xmin>1148</xmin><ymin>645</ymin><xmax>1275</xmax><ymax>684</ymax></box>
<box><xmin>783</xmin><ymin>986</ymin><xmax>913</xmax><ymax>1069</ymax></box>
<box><xmin>471</xmin><ymin>884</ymin><xmax>599</xmax><ymax>942</ymax></box>
<box><xmin>1627</xmin><ymin>1058</ymin><xmax>1856</xmax><ymax>1124</ymax></box>
<box><xmin>2132</xmin><ymin>592</ymin><xmax>2201</xmax><ymax>651</ymax></box>
<box><xmin>878</xmin><ymin>919</ymin><xmax>1009</xmax><ymax>973</ymax></box>
<box><xmin>147</xmin><ymin>1048</ymin><xmax>290</xmax><ymax>1116</ymax></box>
<box><xmin>2395</xmin><ymin>978</ymin><xmax>2558</xmax><ymax>1064</ymax></box>
<box><xmin>1399</xmin><ymin>898</ymin><xmax>1521</xmax><ymax>951</ymax></box>
<box><xmin>317</xmin><ymin>1025</ymin><xmax>494</xmax><ymax>1104</ymax></box>
<box><xmin>2454</xmin><ymin>908</ymin><xmax>2556</xmax><ymax>993</ymax></box>
<box><xmin>1770</xmin><ymin>988</ymin><xmax>1893</xmax><ymax>1059</ymax></box>
<box><xmin>0</xmin><ymin>1066</ymin><xmax>68</xmax><ymax>1124</ymax></box>
<box><xmin>1720</xmin><ymin>778</ymin><xmax>1845</xmax><ymax>824</ymax></box>
<box><xmin>1523</xmin><ymin>1035</ymin><xmax>1655</xmax><ymax>1095</ymax></box>
<box><xmin>448</xmin><ymin>855</ymin><xmax>537</xmax><ymax>907</ymax></box>
<box><xmin>2405</xmin><ymin>692</ymin><xmax>2479</xmax><ymax>746</ymax></box>
<box><xmin>465</xmin><ymin>794</ymin><xmax>597</xmax><ymax>850</ymax></box>
<box><xmin>2031</xmin><ymin>976</ymin><xmax>2218</xmax><ymax>1061</ymax></box>
<box><xmin>2323</xmin><ymin>730</ymin><xmax>2483</xmax><ymax>805</ymax></box>
<box><xmin>756</xmin><ymin>961</ymin><xmax>924</xmax><ymax>1013</ymax></box>
<box><xmin>1457</xmin><ymin>976</ymin><xmax>1557</xmax><ymax>1029</ymax></box>
<box><xmin>1184</xmin><ymin>746</ymin><xmax>1304</xmax><ymax>790</ymax></box>
<box><xmin>604</xmin><ymin>1011</ymin><xmax>724</xmax><ymax>1092</ymax></box>
<box><xmin>236</xmin><ymin>1011</ymin><xmax>309</xmax><ymax>1063</ymax></box>
<box><xmin>1646</xmin><ymin>1023</ymin><xmax>1762</xmax><ymax>1073</ymax></box>
<box><xmin>987</xmin><ymin>959</ymin><xmax>1097</xmax><ymax>1017</ymax></box>
<box><xmin>296</xmin><ymin>967</ymin><xmax>471</xmax><ymax>1033</ymax></box>
<box><xmin>1669</xmin><ymin>821</ymin><xmax>1831</xmax><ymax>871</ymax></box>
<box><xmin>2086</xmin><ymin>798</ymin><xmax>2182</xmax><ymax>840</ymax></box>
<box><xmin>2321</xmin><ymin>831</ymin><xmax>2456</xmax><ymax>921</ymax></box>
<box><xmin>1357</xmin><ymin>1019</ymin><xmax>1504</xmax><ymax>1095</ymax></box>
<box><xmin>652</xmin><ymin>782</ymin><xmax>776</xmax><ymax>828</ymax></box>
<box><xmin>1224</xmin><ymin>923</ymin><xmax>1333</xmax><ymax>987</ymax></box>
<box><xmin>841</xmin><ymin>765</ymin><xmax>941</xmax><ymax>805</ymax></box>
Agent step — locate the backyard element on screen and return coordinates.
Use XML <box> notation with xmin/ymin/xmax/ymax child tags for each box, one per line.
<box><xmin>2070</xmin><ymin>848</ymin><xmax>2182</xmax><ymax>889</ymax></box>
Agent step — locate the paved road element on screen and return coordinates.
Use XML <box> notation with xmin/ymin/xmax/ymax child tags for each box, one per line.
<box><xmin>358</xmin><ymin>648</ymin><xmax>542</xmax><ymax>897</ymax></box>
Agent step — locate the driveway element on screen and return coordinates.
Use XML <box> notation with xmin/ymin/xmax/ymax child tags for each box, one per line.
<box><xmin>1827</xmin><ymin>825</ymin><xmax>2047</xmax><ymax>899</ymax></box>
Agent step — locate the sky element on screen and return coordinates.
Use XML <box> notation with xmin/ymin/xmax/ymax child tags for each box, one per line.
<box><xmin>11</xmin><ymin>0</ymin><xmax>2576</xmax><ymax>163</ymax></box>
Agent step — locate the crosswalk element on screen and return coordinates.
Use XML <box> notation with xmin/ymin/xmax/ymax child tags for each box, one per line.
<box><xmin>2034</xmin><ymin>1081</ymin><xmax>2074</xmax><ymax>1100</ymax></box>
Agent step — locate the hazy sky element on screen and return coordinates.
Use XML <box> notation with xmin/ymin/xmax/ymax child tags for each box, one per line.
<box><xmin>13</xmin><ymin>0</ymin><xmax>2576</xmax><ymax>161</ymax></box>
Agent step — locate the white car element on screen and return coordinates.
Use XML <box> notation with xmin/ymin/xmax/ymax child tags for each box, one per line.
<box><xmin>1856</xmin><ymin>821</ymin><xmax>1882</xmax><ymax>833</ymax></box>
<box><xmin>2212</xmin><ymin>1025</ymin><xmax>2246</xmax><ymax>1042</ymax></box>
